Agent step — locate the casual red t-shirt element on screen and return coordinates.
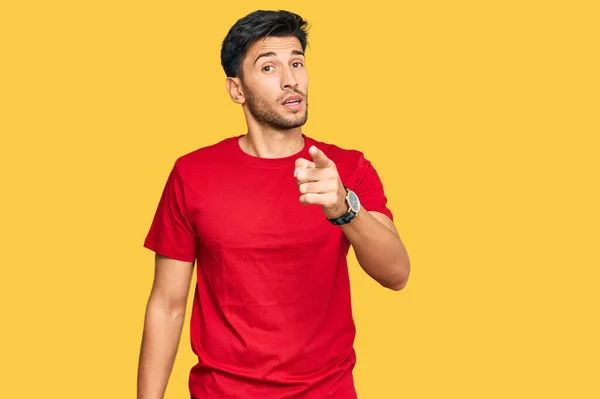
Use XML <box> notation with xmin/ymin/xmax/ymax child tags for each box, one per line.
<box><xmin>144</xmin><ymin>134</ymin><xmax>393</xmax><ymax>399</ymax></box>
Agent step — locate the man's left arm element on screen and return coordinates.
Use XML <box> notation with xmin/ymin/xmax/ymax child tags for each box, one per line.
<box><xmin>339</xmin><ymin>209</ymin><xmax>410</xmax><ymax>290</ymax></box>
<box><xmin>296</xmin><ymin>145</ymin><xmax>410</xmax><ymax>291</ymax></box>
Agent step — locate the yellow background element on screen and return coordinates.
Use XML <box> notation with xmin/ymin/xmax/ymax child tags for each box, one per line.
<box><xmin>1</xmin><ymin>0</ymin><xmax>598</xmax><ymax>398</ymax></box>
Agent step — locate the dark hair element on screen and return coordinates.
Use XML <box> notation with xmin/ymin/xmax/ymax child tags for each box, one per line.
<box><xmin>220</xmin><ymin>10</ymin><xmax>309</xmax><ymax>78</ymax></box>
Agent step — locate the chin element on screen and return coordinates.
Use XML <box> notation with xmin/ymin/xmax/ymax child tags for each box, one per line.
<box><xmin>287</xmin><ymin>111</ymin><xmax>308</xmax><ymax>127</ymax></box>
<box><xmin>287</xmin><ymin>118</ymin><xmax>308</xmax><ymax>130</ymax></box>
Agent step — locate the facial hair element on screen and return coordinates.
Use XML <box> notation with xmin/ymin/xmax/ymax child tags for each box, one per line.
<box><xmin>243</xmin><ymin>85</ymin><xmax>308</xmax><ymax>130</ymax></box>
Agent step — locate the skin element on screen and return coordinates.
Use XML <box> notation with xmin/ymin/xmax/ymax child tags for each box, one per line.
<box><xmin>137</xmin><ymin>255</ymin><xmax>193</xmax><ymax>399</ymax></box>
<box><xmin>226</xmin><ymin>36</ymin><xmax>310</xmax><ymax>159</ymax></box>
<box><xmin>137</xmin><ymin>35</ymin><xmax>410</xmax><ymax>399</ymax></box>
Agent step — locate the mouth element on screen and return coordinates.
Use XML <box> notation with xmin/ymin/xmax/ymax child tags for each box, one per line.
<box><xmin>282</xmin><ymin>95</ymin><xmax>303</xmax><ymax>108</ymax></box>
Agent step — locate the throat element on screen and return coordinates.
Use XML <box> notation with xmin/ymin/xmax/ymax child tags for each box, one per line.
<box><xmin>239</xmin><ymin>133</ymin><xmax>305</xmax><ymax>159</ymax></box>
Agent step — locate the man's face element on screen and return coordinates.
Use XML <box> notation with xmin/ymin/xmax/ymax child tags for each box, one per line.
<box><xmin>239</xmin><ymin>36</ymin><xmax>309</xmax><ymax>130</ymax></box>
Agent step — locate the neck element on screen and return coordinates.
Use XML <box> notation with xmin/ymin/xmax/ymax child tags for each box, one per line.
<box><xmin>239</xmin><ymin>118</ymin><xmax>305</xmax><ymax>159</ymax></box>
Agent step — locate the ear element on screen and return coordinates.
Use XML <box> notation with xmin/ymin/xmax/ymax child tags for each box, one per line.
<box><xmin>225</xmin><ymin>77</ymin><xmax>245</xmax><ymax>104</ymax></box>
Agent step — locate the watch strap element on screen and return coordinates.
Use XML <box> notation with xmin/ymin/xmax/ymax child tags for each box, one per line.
<box><xmin>328</xmin><ymin>210</ymin><xmax>357</xmax><ymax>225</ymax></box>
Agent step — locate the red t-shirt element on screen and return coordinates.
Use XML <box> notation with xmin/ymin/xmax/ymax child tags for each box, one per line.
<box><xmin>144</xmin><ymin>134</ymin><xmax>393</xmax><ymax>399</ymax></box>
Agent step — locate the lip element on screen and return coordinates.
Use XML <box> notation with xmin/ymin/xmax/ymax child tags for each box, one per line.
<box><xmin>282</xmin><ymin>95</ymin><xmax>303</xmax><ymax>107</ymax></box>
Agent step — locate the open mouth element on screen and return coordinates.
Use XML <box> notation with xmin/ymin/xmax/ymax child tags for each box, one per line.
<box><xmin>282</xmin><ymin>96</ymin><xmax>303</xmax><ymax>107</ymax></box>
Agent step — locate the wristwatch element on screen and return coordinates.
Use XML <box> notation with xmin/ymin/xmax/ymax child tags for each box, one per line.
<box><xmin>328</xmin><ymin>186</ymin><xmax>361</xmax><ymax>225</ymax></box>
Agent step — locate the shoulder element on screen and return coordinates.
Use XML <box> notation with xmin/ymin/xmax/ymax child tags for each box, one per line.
<box><xmin>173</xmin><ymin>135</ymin><xmax>239</xmax><ymax>173</ymax></box>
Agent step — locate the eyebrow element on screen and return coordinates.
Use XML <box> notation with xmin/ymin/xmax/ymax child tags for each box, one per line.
<box><xmin>253</xmin><ymin>49</ymin><xmax>305</xmax><ymax>65</ymax></box>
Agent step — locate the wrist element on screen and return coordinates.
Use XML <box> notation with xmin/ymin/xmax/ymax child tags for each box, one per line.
<box><xmin>326</xmin><ymin>203</ymin><xmax>349</xmax><ymax>219</ymax></box>
<box><xmin>326</xmin><ymin>186</ymin><xmax>361</xmax><ymax>225</ymax></box>
<box><xmin>323</xmin><ymin>185</ymin><xmax>349</xmax><ymax>219</ymax></box>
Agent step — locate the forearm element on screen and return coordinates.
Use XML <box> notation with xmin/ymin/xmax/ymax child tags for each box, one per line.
<box><xmin>341</xmin><ymin>209</ymin><xmax>410</xmax><ymax>290</ymax></box>
<box><xmin>137</xmin><ymin>300</ymin><xmax>186</xmax><ymax>399</ymax></box>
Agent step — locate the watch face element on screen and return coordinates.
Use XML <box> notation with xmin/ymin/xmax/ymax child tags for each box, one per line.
<box><xmin>347</xmin><ymin>190</ymin><xmax>360</xmax><ymax>213</ymax></box>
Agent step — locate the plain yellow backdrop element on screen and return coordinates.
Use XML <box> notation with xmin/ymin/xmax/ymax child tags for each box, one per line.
<box><xmin>1</xmin><ymin>1</ymin><xmax>599</xmax><ymax>398</ymax></box>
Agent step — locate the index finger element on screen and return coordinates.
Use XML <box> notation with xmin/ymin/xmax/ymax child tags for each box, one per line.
<box><xmin>309</xmin><ymin>146</ymin><xmax>334</xmax><ymax>169</ymax></box>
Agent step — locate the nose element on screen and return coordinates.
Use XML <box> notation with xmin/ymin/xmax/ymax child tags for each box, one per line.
<box><xmin>281</xmin><ymin>65</ymin><xmax>298</xmax><ymax>91</ymax></box>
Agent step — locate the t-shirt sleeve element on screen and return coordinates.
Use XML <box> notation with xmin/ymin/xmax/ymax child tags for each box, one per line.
<box><xmin>143</xmin><ymin>161</ymin><xmax>198</xmax><ymax>262</ymax></box>
<box><xmin>353</xmin><ymin>153</ymin><xmax>394</xmax><ymax>221</ymax></box>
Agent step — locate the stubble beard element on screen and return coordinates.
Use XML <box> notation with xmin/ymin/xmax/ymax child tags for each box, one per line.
<box><xmin>244</xmin><ymin>86</ymin><xmax>309</xmax><ymax>131</ymax></box>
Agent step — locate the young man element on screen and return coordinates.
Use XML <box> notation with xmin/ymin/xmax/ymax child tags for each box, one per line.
<box><xmin>138</xmin><ymin>10</ymin><xmax>410</xmax><ymax>399</ymax></box>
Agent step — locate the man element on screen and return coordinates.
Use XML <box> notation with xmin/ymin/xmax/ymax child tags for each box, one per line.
<box><xmin>138</xmin><ymin>10</ymin><xmax>410</xmax><ymax>399</ymax></box>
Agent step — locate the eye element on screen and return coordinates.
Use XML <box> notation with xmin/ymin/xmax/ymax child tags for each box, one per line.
<box><xmin>292</xmin><ymin>61</ymin><xmax>304</xmax><ymax>68</ymax></box>
<box><xmin>262</xmin><ymin>65</ymin><xmax>275</xmax><ymax>72</ymax></box>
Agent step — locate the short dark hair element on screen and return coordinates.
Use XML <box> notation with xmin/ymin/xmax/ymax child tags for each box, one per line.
<box><xmin>220</xmin><ymin>10</ymin><xmax>309</xmax><ymax>78</ymax></box>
